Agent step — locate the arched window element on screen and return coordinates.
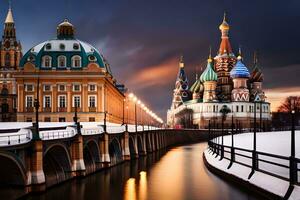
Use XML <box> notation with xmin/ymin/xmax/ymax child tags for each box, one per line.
<box><xmin>71</xmin><ymin>56</ymin><xmax>81</xmax><ymax>68</ymax></box>
<box><xmin>5</xmin><ymin>53</ymin><xmax>10</xmax><ymax>67</ymax></box>
<box><xmin>57</xmin><ymin>55</ymin><xmax>66</xmax><ymax>68</ymax></box>
<box><xmin>42</xmin><ymin>56</ymin><xmax>52</xmax><ymax>68</ymax></box>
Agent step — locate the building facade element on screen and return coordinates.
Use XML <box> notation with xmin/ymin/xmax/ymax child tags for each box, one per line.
<box><xmin>167</xmin><ymin>15</ymin><xmax>271</xmax><ymax>129</ymax></box>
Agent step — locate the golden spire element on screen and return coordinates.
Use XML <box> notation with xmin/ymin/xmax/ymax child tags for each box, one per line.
<box><xmin>207</xmin><ymin>46</ymin><xmax>212</xmax><ymax>63</ymax></box>
<box><xmin>219</xmin><ymin>11</ymin><xmax>229</xmax><ymax>31</ymax></box>
<box><xmin>237</xmin><ymin>46</ymin><xmax>242</xmax><ymax>60</ymax></box>
<box><xmin>179</xmin><ymin>55</ymin><xmax>184</xmax><ymax>68</ymax></box>
<box><xmin>5</xmin><ymin>0</ymin><xmax>14</xmax><ymax>24</ymax></box>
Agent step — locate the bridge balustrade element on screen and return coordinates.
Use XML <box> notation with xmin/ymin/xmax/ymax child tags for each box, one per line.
<box><xmin>39</xmin><ymin>126</ymin><xmax>76</xmax><ymax>140</ymax></box>
<box><xmin>0</xmin><ymin>128</ymin><xmax>31</xmax><ymax>146</ymax></box>
<box><xmin>81</xmin><ymin>127</ymin><xmax>104</xmax><ymax>135</ymax></box>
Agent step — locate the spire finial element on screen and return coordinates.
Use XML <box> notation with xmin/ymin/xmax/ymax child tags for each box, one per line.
<box><xmin>195</xmin><ymin>73</ymin><xmax>198</xmax><ymax>80</ymax></box>
<box><xmin>237</xmin><ymin>45</ymin><xmax>242</xmax><ymax>60</ymax></box>
<box><xmin>179</xmin><ymin>55</ymin><xmax>184</xmax><ymax>68</ymax></box>
<box><xmin>9</xmin><ymin>0</ymin><xmax>12</xmax><ymax>10</ymax></box>
<box><xmin>254</xmin><ymin>51</ymin><xmax>258</xmax><ymax>65</ymax></box>
<box><xmin>223</xmin><ymin>11</ymin><xmax>226</xmax><ymax>22</ymax></box>
<box><xmin>5</xmin><ymin>0</ymin><xmax>14</xmax><ymax>24</ymax></box>
<box><xmin>207</xmin><ymin>46</ymin><xmax>212</xmax><ymax>63</ymax></box>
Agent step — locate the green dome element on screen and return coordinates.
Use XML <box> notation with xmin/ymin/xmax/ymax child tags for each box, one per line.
<box><xmin>20</xmin><ymin>19</ymin><xmax>112</xmax><ymax>75</ymax></box>
<box><xmin>200</xmin><ymin>58</ymin><xmax>217</xmax><ymax>82</ymax></box>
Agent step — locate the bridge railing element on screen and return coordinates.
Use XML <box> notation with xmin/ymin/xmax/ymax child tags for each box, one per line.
<box><xmin>39</xmin><ymin>126</ymin><xmax>76</xmax><ymax>140</ymax></box>
<box><xmin>0</xmin><ymin>128</ymin><xmax>32</xmax><ymax>146</ymax></box>
<box><xmin>82</xmin><ymin>126</ymin><xmax>104</xmax><ymax>135</ymax></box>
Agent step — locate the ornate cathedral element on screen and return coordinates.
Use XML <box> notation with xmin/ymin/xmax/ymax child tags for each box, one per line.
<box><xmin>167</xmin><ymin>15</ymin><xmax>271</xmax><ymax>129</ymax></box>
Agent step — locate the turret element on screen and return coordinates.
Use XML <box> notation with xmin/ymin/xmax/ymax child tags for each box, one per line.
<box><xmin>214</xmin><ymin>13</ymin><xmax>237</xmax><ymax>102</ymax></box>
<box><xmin>250</xmin><ymin>52</ymin><xmax>265</xmax><ymax>101</ymax></box>
<box><xmin>200</xmin><ymin>53</ymin><xmax>218</xmax><ymax>102</ymax></box>
<box><xmin>230</xmin><ymin>49</ymin><xmax>250</xmax><ymax>102</ymax></box>
<box><xmin>171</xmin><ymin>56</ymin><xmax>190</xmax><ymax>108</ymax></box>
<box><xmin>190</xmin><ymin>74</ymin><xmax>204</xmax><ymax>100</ymax></box>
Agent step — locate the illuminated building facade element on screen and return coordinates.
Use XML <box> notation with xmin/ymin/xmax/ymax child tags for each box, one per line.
<box><xmin>167</xmin><ymin>15</ymin><xmax>271</xmax><ymax>129</ymax></box>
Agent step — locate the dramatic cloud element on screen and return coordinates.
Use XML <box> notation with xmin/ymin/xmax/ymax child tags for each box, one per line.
<box><xmin>3</xmin><ymin>0</ymin><xmax>300</xmax><ymax>119</ymax></box>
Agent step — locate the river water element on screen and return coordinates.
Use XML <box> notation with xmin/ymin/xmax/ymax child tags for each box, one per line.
<box><xmin>26</xmin><ymin>143</ymin><xmax>263</xmax><ymax>200</ymax></box>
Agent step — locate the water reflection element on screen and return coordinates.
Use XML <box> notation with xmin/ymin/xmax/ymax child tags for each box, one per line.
<box><xmin>24</xmin><ymin>143</ymin><xmax>263</xmax><ymax>200</ymax></box>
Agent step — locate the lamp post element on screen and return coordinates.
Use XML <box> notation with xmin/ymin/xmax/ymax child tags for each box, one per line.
<box><xmin>290</xmin><ymin>98</ymin><xmax>297</xmax><ymax>185</ymax></box>
<box><xmin>33</xmin><ymin>77</ymin><xmax>40</xmax><ymax>140</ymax></box>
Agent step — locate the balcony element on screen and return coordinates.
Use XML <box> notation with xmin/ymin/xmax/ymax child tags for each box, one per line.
<box><xmin>58</xmin><ymin>107</ymin><xmax>67</xmax><ymax>112</ymax></box>
<box><xmin>71</xmin><ymin>107</ymin><xmax>81</xmax><ymax>112</ymax></box>
<box><xmin>43</xmin><ymin>107</ymin><xmax>51</xmax><ymax>112</ymax></box>
<box><xmin>26</xmin><ymin>107</ymin><xmax>34</xmax><ymax>112</ymax></box>
<box><xmin>89</xmin><ymin>107</ymin><xmax>97</xmax><ymax>112</ymax></box>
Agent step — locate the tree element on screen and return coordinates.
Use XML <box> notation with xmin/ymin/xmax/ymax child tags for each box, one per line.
<box><xmin>220</xmin><ymin>105</ymin><xmax>231</xmax><ymax>121</ymax></box>
<box><xmin>277</xmin><ymin>96</ymin><xmax>300</xmax><ymax>113</ymax></box>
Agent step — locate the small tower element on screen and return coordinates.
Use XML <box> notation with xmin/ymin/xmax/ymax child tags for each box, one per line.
<box><xmin>200</xmin><ymin>53</ymin><xmax>218</xmax><ymax>102</ymax></box>
<box><xmin>0</xmin><ymin>5</ymin><xmax>22</xmax><ymax>69</ymax></box>
<box><xmin>214</xmin><ymin>13</ymin><xmax>237</xmax><ymax>102</ymax></box>
<box><xmin>171</xmin><ymin>56</ymin><xmax>190</xmax><ymax>108</ymax></box>
<box><xmin>230</xmin><ymin>49</ymin><xmax>250</xmax><ymax>102</ymax></box>
<box><xmin>250</xmin><ymin>52</ymin><xmax>265</xmax><ymax>102</ymax></box>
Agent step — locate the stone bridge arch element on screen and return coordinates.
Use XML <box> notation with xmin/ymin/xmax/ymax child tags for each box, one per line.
<box><xmin>137</xmin><ymin>134</ymin><xmax>146</xmax><ymax>156</ymax></box>
<box><xmin>109</xmin><ymin>138</ymin><xmax>122</xmax><ymax>165</ymax></box>
<box><xmin>83</xmin><ymin>139</ymin><xmax>101</xmax><ymax>174</ymax></box>
<box><xmin>0</xmin><ymin>152</ymin><xmax>27</xmax><ymax>186</ymax></box>
<box><xmin>43</xmin><ymin>143</ymin><xmax>72</xmax><ymax>187</ymax></box>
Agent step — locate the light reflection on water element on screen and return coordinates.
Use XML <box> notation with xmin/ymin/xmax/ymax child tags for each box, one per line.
<box><xmin>24</xmin><ymin>143</ymin><xmax>263</xmax><ymax>200</ymax></box>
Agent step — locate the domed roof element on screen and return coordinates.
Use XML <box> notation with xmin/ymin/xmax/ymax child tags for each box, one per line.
<box><xmin>190</xmin><ymin>74</ymin><xmax>203</xmax><ymax>94</ymax></box>
<box><xmin>200</xmin><ymin>58</ymin><xmax>217</xmax><ymax>82</ymax></box>
<box><xmin>219</xmin><ymin>13</ymin><xmax>230</xmax><ymax>31</ymax></box>
<box><xmin>20</xmin><ymin>19</ymin><xmax>112</xmax><ymax>74</ymax></box>
<box><xmin>230</xmin><ymin>56</ymin><xmax>250</xmax><ymax>79</ymax></box>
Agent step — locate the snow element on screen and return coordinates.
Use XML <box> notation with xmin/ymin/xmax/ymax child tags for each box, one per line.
<box><xmin>205</xmin><ymin>131</ymin><xmax>300</xmax><ymax>199</ymax></box>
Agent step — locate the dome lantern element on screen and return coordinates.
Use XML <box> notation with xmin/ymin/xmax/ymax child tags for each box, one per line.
<box><xmin>57</xmin><ymin>19</ymin><xmax>75</xmax><ymax>39</ymax></box>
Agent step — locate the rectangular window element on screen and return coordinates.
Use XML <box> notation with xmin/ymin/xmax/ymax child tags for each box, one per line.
<box><xmin>89</xmin><ymin>117</ymin><xmax>95</xmax><ymax>122</ymax></box>
<box><xmin>236</xmin><ymin>105</ymin><xmax>239</xmax><ymax>112</ymax></box>
<box><xmin>89</xmin><ymin>95</ymin><xmax>96</xmax><ymax>107</ymax></box>
<box><xmin>241</xmin><ymin>105</ymin><xmax>244</xmax><ymax>112</ymax></box>
<box><xmin>26</xmin><ymin>118</ymin><xmax>32</xmax><ymax>122</ymax></box>
<box><xmin>44</xmin><ymin>117</ymin><xmax>51</xmax><ymax>122</ymax></box>
<box><xmin>58</xmin><ymin>95</ymin><xmax>66</xmax><ymax>108</ymax></box>
<box><xmin>25</xmin><ymin>84</ymin><xmax>34</xmax><ymax>92</ymax></box>
<box><xmin>88</xmin><ymin>84</ymin><xmax>96</xmax><ymax>92</ymax></box>
<box><xmin>73</xmin><ymin>84</ymin><xmax>81</xmax><ymax>92</ymax></box>
<box><xmin>59</xmin><ymin>117</ymin><xmax>66</xmax><ymax>122</ymax></box>
<box><xmin>44</xmin><ymin>95</ymin><xmax>51</xmax><ymax>108</ymax></box>
<box><xmin>43</xmin><ymin>85</ymin><xmax>51</xmax><ymax>92</ymax></box>
<box><xmin>25</xmin><ymin>95</ymin><xmax>34</xmax><ymax>108</ymax></box>
<box><xmin>58</xmin><ymin>84</ymin><xmax>66</xmax><ymax>92</ymax></box>
<box><xmin>73</xmin><ymin>95</ymin><xmax>81</xmax><ymax>107</ymax></box>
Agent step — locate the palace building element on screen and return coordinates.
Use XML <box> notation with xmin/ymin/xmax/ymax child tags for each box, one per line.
<box><xmin>167</xmin><ymin>15</ymin><xmax>271</xmax><ymax>129</ymax></box>
<box><xmin>0</xmin><ymin>5</ymin><xmax>162</xmax><ymax>125</ymax></box>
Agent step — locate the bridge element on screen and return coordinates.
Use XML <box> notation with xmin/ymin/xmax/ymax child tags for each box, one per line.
<box><xmin>0</xmin><ymin>123</ymin><xmax>209</xmax><ymax>196</ymax></box>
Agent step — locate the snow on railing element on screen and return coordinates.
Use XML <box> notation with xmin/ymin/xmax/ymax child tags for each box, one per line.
<box><xmin>0</xmin><ymin>128</ymin><xmax>32</xmax><ymax>147</ymax></box>
<box><xmin>82</xmin><ymin>126</ymin><xmax>104</xmax><ymax>135</ymax></box>
<box><xmin>39</xmin><ymin>126</ymin><xmax>76</xmax><ymax>140</ymax></box>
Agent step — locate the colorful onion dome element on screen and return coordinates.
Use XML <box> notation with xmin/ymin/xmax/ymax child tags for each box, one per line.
<box><xmin>200</xmin><ymin>57</ymin><xmax>217</xmax><ymax>82</ymax></box>
<box><xmin>190</xmin><ymin>74</ymin><xmax>204</xmax><ymax>94</ymax></box>
<box><xmin>219</xmin><ymin>13</ymin><xmax>229</xmax><ymax>31</ymax></box>
<box><xmin>230</xmin><ymin>55</ymin><xmax>250</xmax><ymax>79</ymax></box>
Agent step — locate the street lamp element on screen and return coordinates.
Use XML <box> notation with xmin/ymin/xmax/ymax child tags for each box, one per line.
<box><xmin>290</xmin><ymin>98</ymin><xmax>297</xmax><ymax>185</ymax></box>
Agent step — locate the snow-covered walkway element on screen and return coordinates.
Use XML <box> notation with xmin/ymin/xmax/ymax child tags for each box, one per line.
<box><xmin>204</xmin><ymin>131</ymin><xmax>300</xmax><ymax>200</ymax></box>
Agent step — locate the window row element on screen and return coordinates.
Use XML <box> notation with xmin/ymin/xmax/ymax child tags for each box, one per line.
<box><xmin>24</xmin><ymin>83</ymin><xmax>97</xmax><ymax>92</ymax></box>
<box><xmin>42</xmin><ymin>55</ymin><xmax>81</xmax><ymax>68</ymax></box>
<box><xmin>25</xmin><ymin>95</ymin><xmax>97</xmax><ymax>108</ymax></box>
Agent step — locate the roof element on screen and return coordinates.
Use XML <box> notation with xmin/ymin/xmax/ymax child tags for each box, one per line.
<box><xmin>200</xmin><ymin>58</ymin><xmax>217</xmax><ymax>82</ymax></box>
<box><xmin>5</xmin><ymin>9</ymin><xmax>14</xmax><ymax>23</ymax></box>
<box><xmin>230</xmin><ymin>56</ymin><xmax>250</xmax><ymax>79</ymax></box>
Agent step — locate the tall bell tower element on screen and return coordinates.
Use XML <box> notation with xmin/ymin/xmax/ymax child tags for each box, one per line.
<box><xmin>0</xmin><ymin>3</ymin><xmax>21</xmax><ymax>121</ymax></box>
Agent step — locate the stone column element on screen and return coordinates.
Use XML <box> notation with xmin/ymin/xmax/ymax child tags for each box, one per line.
<box><xmin>82</xmin><ymin>83</ymin><xmax>87</xmax><ymax>112</ymax></box>
<box><xmin>30</xmin><ymin>140</ymin><xmax>46</xmax><ymax>191</ymax></box>
<box><xmin>70</xmin><ymin>131</ymin><xmax>86</xmax><ymax>177</ymax></box>
<box><xmin>67</xmin><ymin>84</ymin><xmax>72</xmax><ymax>113</ymax></box>
<box><xmin>100</xmin><ymin>133</ymin><xmax>111</xmax><ymax>167</ymax></box>
<box><xmin>18</xmin><ymin>84</ymin><xmax>24</xmax><ymax>113</ymax></box>
<box><xmin>123</xmin><ymin>131</ymin><xmax>130</xmax><ymax>160</ymax></box>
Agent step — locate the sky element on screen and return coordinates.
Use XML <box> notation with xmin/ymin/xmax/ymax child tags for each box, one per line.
<box><xmin>2</xmin><ymin>0</ymin><xmax>300</xmax><ymax>119</ymax></box>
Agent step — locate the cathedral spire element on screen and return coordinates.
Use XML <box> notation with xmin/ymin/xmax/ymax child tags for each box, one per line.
<box><xmin>5</xmin><ymin>1</ymin><xmax>14</xmax><ymax>24</ymax></box>
<box><xmin>218</xmin><ymin>12</ymin><xmax>233</xmax><ymax>55</ymax></box>
<box><xmin>179</xmin><ymin>55</ymin><xmax>184</xmax><ymax>68</ymax></box>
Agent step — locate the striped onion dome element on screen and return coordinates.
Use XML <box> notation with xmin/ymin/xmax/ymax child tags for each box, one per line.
<box><xmin>200</xmin><ymin>58</ymin><xmax>217</xmax><ymax>82</ymax></box>
<box><xmin>250</xmin><ymin>63</ymin><xmax>263</xmax><ymax>82</ymax></box>
<box><xmin>230</xmin><ymin>56</ymin><xmax>250</xmax><ymax>79</ymax></box>
<box><xmin>190</xmin><ymin>75</ymin><xmax>204</xmax><ymax>93</ymax></box>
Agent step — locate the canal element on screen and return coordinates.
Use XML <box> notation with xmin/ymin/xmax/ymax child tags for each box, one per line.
<box><xmin>25</xmin><ymin>142</ymin><xmax>263</xmax><ymax>200</ymax></box>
